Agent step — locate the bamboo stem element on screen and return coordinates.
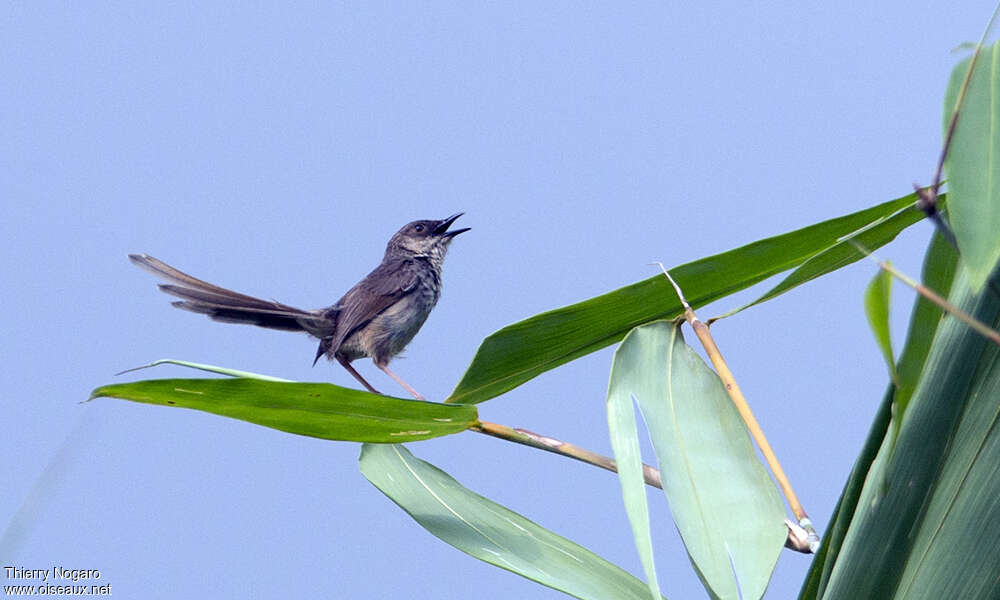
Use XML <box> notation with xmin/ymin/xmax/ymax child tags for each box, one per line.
<box><xmin>656</xmin><ymin>264</ymin><xmax>820</xmax><ymax>551</ymax></box>
<box><xmin>471</xmin><ymin>420</ymin><xmax>663</xmax><ymax>488</ymax></box>
<box><xmin>469</xmin><ymin>419</ymin><xmax>814</xmax><ymax>552</ymax></box>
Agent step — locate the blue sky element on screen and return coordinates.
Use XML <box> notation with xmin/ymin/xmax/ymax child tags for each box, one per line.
<box><xmin>2</xmin><ymin>3</ymin><xmax>992</xmax><ymax>598</ymax></box>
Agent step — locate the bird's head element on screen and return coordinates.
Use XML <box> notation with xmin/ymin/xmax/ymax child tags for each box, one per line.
<box><xmin>386</xmin><ymin>213</ymin><xmax>470</xmax><ymax>264</ymax></box>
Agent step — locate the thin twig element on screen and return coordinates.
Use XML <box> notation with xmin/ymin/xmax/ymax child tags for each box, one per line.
<box><xmin>852</xmin><ymin>242</ymin><xmax>1000</xmax><ymax>346</ymax></box>
<box><xmin>655</xmin><ymin>263</ymin><xmax>820</xmax><ymax>552</ymax></box>
<box><xmin>471</xmin><ymin>420</ymin><xmax>662</xmax><ymax>487</ymax></box>
<box><xmin>468</xmin><ymin>420</ymin><xmax>814</xmax><ymax>553</ymax></box>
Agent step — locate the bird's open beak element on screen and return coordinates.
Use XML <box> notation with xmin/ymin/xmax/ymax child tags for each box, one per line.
<box><xmin>435</xmin><ymin>213</ymin><xmax>471</xmax><ymax>237</ymax></box>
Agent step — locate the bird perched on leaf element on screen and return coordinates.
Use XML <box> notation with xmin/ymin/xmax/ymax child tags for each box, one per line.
<box><xmin>129</xmin><ymin>213</ymin><xmax>469</xmax><ymax>400</ymax></box>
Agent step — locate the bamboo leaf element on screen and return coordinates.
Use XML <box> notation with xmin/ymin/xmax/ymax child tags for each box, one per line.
<box><xmin>610</xmin><ymin>321</ymin><xmax>786</xmax><ymax>600</ymax></box>
<box><xmin>116</xmin><ymin>358</ymin><xmax>291</xmax><ymax>381</ymax></box>
<box><xmin>864</xmin><ymin>266</ymin><xmax>896</xmax><ymax>383</ymax></box>
<box><xmin>448</xmin><ymin>192</ymin><xmax>924</xmax><ymax>405</ymax></box>
<box><xmin>818</xmin><ymin>264</ymin><xmax>1000</xmax><ymax>598</ymax></box>
<box><xmin>90</xmin><ymin>379</ymin><xmax>477</xmax><ymax>442</ymax></box>
<box><xmin>607</xmin><ymin>390</ymin><xmax>662</xmax><ymax>600</ymax></box>
<box><xmin>797</xmin><ymin>387</ymin><xmax>893</xmax><ymax>600</ymax></box>
<box><xmin>800</xmin><ymin>230</ymin><xmax>960</xmax><ymax>600</ymax></box>
<box><xmin>728</xmin><ymin>200</ymin><xmax>931</xmax><ymax>316</ymax></box>
<box><xmin>359</xmin><ymin>443</ymin><xmax>663</xmax><ymax>600</ymax></box>
<box><xmin>944</xmin><ymin>41</ymin><xmax>1000</xmax><ymax>291</ymax></box>
<box><xmin>892</xmin><ymin>231</ymin><xmax>961</xmax><ymax>424</ymax></box>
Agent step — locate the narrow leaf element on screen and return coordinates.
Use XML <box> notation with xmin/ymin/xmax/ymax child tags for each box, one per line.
<box><xmin>612</xmin><ymin>321</ymin><xmax>786</xmax><ymax>600</ymax></box>
<box><xmin>117</xmin><ymin>358</ymin><xmax>291</xmax><ymax>381</ymax></box>
<box><xmin>864</xmin><ymin>266</ymin><xmax>896</xmax><ymax>383</ymax></box>
<box><xmin>730</xmin><ymin>200</ymin><xmax>930</xmax><ymax>316</ymax></box>
<box><xmin>800</xmin><ymin>231</ymin><xmax>960</xmax><ymax>600</ymax></box>
<box><xmin>91</xmin><ymin>379</ymin><xmax>477</xmax><ymax>442</ymax></box>
<box><xmin>448</xmin><ymin>192</ymin><xmax>924</xmax><ymax>404</ymax></box>
<box><xmin>359</xmin><ymin>443</ymin><xmax>663</xmax><ymax>600</ymax></box>
<box><xmin>892</xmin><ymin>230</ymin><xmax>961</xmax><ymax>423</ymax></box>
<box><xmin>944</xmin><ymin>42</ymin><xmax>1000</xmax><ymax>290</ymax></box>
<box><xmin>797</xmin><ymin>386</ymin><xmax>894</xmax><ymax>600</ymax></box>
<box><xmin>819</xmin><ymin>264</ymin><xmax>1000</xmax><ymax>598</ymax></box>
<box><xmin>893</xmin><ymin>329</ymin><xmax>1000</xmax><ymax>599</ymax></box>
<box><xmin>607</xmin><ymin>390</ymin><xmax>662</xmax><ymax>600</ymax></box>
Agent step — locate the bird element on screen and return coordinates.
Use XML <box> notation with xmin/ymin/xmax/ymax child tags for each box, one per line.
<box><xmin>129</xmin><ymin>213</ymin><xmax>469</xmax><ymax>401</ymax></box>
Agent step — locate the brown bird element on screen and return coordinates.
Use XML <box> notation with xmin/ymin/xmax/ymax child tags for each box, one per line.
<box><xmin>129</xmin><ymin>213</ymin><xmax>469</xmax><ymax>400</ymax></box>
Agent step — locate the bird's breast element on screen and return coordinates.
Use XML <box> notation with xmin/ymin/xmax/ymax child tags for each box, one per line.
<box><xmin>342</xmin><ymin>278</ymin><xmax>441</xmax><ymax>364</ymax></box>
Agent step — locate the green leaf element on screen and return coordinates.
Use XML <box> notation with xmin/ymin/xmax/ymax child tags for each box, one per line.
<box><xmin>864</xmin><ymin>266</ymin><xmax>896</xmax><ymax>383</ymax></box>
<box><xmin>359</xmin><ymin>444</ymin><xmax>663</xmax><ymax>600</ymax></box>
<box><xmin>818</xmin><ymin>263</ymin><xmax>1000</xmax><ymax>598</ymax></box>
<box><xmin>944</xmin><ymin>42</ymin><xmax>1000</xmax><ymax>291</ymax></box>
<box><xmin>800</xmin><ymin>230</ymin><xmax>960</xmax><ymax>600</ymax></box>
<box><xmin>797</xmin><ymin>387</ymin><xmax>893</xmax><ymax>600</ymax></box>
<box><xmin>610</xmin><ymin>321</ymin><xmax>786</xmax><ymax>600</ymax></box>
<box><xmin>90</xmin><ymin>379</ymin><xmax>477</xmax><ymax>442</ymax></box>
<box><xmin>892</xmin><ymin>230</ymin><xmax>960</xmax><ymax>423</ymax></box>
<box><xmin>892</xmin><ymin>331</ymin><xmax>1000</xmax><ymax>600</ymax></box>
<box><xmin>607</xmin><ymin>389</ymin><xmax>662</xmax><ymax>600</ymax></box>
<box><xmin>448</xmin><ymin>191</ymin><xmax>924</xmax><ymax>404</ymax></box>
<box><xmin>730</xmin><ymin>200</ymin><xmax>930</xmax><ymax>316</ymax></box>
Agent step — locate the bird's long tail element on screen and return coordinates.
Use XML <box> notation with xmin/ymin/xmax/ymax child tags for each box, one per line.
<box><xmin>129</xmin><ymin>254</ymin><xmax>334</xmax><ymax>336</ymax></box>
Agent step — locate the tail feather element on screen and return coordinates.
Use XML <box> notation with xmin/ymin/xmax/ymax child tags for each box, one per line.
<box><xmin>158</xmin><ymin>283</ymin><xmax>302</xmax><ymax>313</ymax></box>
<box><xmin>171</xmin><ymin>300</ymin><xmax>315</xmax><ymax>332</ymax></box>
<box><xmin>130</xmin><ymin>254</ymin><xmax>335</xmax><ymax>336</ymax></box>
<box><xmin>130</xmin><ymin>254</ymin><xmax>274</xmax><ymax>306</ymax></box>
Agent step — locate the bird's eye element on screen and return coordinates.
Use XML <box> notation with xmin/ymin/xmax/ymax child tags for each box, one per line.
<box><xmin>414</xmin><ymin>224</ymin><xmax>425</xmax><ymax>232</ymax></box>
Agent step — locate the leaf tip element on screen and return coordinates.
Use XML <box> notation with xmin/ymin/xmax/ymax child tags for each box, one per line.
<box><xmin>84</xmin><ymin>387</ymin><xmax>107</xmax><ymax>403</ymax></box>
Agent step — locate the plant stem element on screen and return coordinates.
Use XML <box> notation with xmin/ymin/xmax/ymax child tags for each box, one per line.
<box><xmin>469</xmin><ymin>419</ymin><xmax>814</xmax><ymax>552</ymax></box>
<box><xmin>657</xmin><ymin>263</ymin><xmax>820</xmax><ymax>552</ymax></box>
<box><xmin>470</xmin><ymin>420</ymin><xmax>663</xmax><ymax>488</ymax></box>
<box><xmin>853</xmin><ymin>243</ymin><xmax>1000</xmax><ymax>347</ymax></box>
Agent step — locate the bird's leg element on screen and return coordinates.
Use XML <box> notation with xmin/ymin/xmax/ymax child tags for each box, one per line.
<box><xmin>377</xmin><ymin>363</ymin><xmax>426</xmax><ymax>401</ymax></box>
<box><xmin>336</xmin><ymin>355</ymin><xmax>381</xmax><ymax>395</ymax></box>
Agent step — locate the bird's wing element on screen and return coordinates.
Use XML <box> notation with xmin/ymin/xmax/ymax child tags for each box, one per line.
<box><xmin>326</xmin><ymin>259</ymin><xmax>420</xmax><ymax>353</ymax></box>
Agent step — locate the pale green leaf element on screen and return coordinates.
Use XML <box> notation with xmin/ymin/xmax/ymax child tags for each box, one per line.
<box><xmin>116</xmin><ymin>358</ymin><xmax>291</xmax><ymax>381</ymax></box>
<box><xmin>359</xmin><ymin>443</ymin><xmax>663</xmax><ymax>600</ymax></box>
<box><xmin>607</xmin><ymin>389</ymin><xmax>662</xmax><ymax>600</ymax></box>
<box><xmin>611</xmin><ymin>321</ymin><xmax>786</xmax><ymax>600</ymax></box>
<box><xmin>944</xmin><ymin>42</ymin><xmax>1000</xmax><ymax>290</ymax></box>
